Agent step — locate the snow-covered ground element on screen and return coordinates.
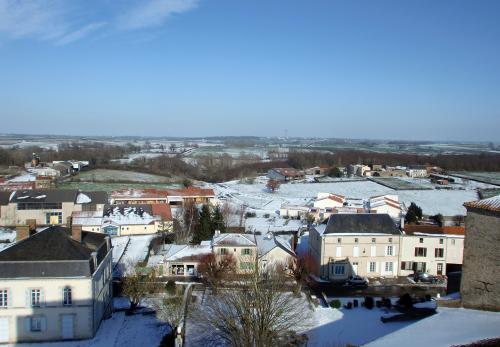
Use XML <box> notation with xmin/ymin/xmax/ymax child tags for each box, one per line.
<box><xmin>112</xmin><ymin>235</ymin><xmax>154</xmax><ymax>277</ymax></box>
<box><xmin>366</xmin><ymin>307</ymin><xmax>500</xmax><ymax>347</ymax></box>
<box><xmin>212</xmin><ymin>177</ymin><xmax>494</xmax><ymax>216</ymax></box>
<box><xmin>304</xmin><ymin>298</ymin><xmax>412</xmax><ymax>346</ymax></box>
<box><xmin>8</xmin><ymin>310</ymin><xmax>169</xmax><ymax>347</ymax></box>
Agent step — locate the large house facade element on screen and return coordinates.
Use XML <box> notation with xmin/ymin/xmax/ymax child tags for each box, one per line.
<box><xmin>309</xmin><ymin>214</ymin><xmax>402</xmax><ymax>281</ymax></box>
<box><xmin>0</xmin><ymin>225</ymin><xmax>113</xmax><ymax>344</ymax></box>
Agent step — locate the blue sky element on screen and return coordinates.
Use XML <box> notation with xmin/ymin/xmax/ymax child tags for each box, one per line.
<box><xmin>1</xmin><ymin>0</ymin><xmax>499</xmax><ymax>141</ymax></box>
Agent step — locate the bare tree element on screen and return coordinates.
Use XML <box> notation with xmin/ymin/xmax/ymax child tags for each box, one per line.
<box><xmin>122</xmin><ymin>264</ymin><xmax>160</xmax><ymax>311</ymax></box>
<box><xmin>287</xmin><ymin>254</ymin><xmax>317</xmax><ymax>296</ymax></box>
<box><xmin>192</xmin><ymin>267</ymin><xmax>311</xmax><ymax>346</ymax></box>
<box><xmin>155</xmin><ymin>293</ymin><xmax>184</xmax><ymax>337</ymax></box>
<box><xmin>266</xmin><ymin>179</ymin><xmax>281</xmax><ymax>193</ymax></box>
<box><xmin>197</xmin><ymin>253</ymin><xmax>236</xmax><ymax>293</ymax></box>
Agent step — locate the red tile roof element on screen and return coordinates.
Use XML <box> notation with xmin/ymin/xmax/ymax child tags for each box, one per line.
<box><xmin>464</xmin><ymin>195</ymin><xmax>500</xmax><ymax>212</ymax></box>
<box><xmin>151</xmin><ymin>204</ymin><xmax>173</xmax><ymax>221</ymax></box>
<box><xmin>404</xmin><ymin>224</ymin><xmax>465</xmax><ymax>236</ymax></box>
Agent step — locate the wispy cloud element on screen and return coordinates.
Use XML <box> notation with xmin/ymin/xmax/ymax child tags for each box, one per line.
<box><xmin>116</xmin><ymin>0</ymin><xmax>199</xmax><ymax>30</ymax></box>
<box><xmin>55</xmin><ymin>22</ymin><xmax>107</xmax><ymax>46</ymax></box>
<box><xmin>0</xmin><ymin>0</ymin><xmax>199</xmax><ymax>46</ymax></box>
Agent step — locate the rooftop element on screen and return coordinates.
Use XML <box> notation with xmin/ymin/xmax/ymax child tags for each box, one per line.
<box><xmin>322</xmin><ymin>213</ymin><xmax>401</xmax><ymax>235</ymax></box>
<box><xmin>464</xmin><ymin>194</ymin><xmax>500</xmax><ymax>213</ymax></box>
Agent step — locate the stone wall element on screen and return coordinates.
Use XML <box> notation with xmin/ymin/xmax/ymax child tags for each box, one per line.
<box><xmin>460</xmin><ymin>209</ymin><xmax>500</xmax><ymax>311</ymax></box>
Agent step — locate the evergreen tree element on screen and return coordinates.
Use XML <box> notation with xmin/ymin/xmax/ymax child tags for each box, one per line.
<box><xmin>193</xmin><ymin>204</ymin><xmax>213</xmax><ymax>244</ymax></box>
<box><xmin>212</xmin><ymin>205</ymin><xmax>226</xmax><ymax>233</ymax></box>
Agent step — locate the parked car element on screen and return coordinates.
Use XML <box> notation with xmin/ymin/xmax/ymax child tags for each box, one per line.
<box><xmin>410</xmin><ymin>272</ymin><xmax>438</xmax><ymax>284</ymax></box>
<box><xmin>346</xmin><ymin>275</ymin><xmax>369</xmax><ymax>286</ymax></box>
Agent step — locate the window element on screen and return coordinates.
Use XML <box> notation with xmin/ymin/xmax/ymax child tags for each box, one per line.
<box><xmin>0</xmin><ymin>289</ymin><xmax>7</xmax><ymax>307</ymax></box>
<box><xmin>414</xmin><ymin>247</ymin><xmax>427</xmax><ymax>257</ymax></box>
<box><xmin>386</xmin><ymin>245</ymin><xmax>393</xmax><ymax>256</ymax></box>
<box><xmin>434</xmin><ymin>248</ymin><xmax>444</xmax><ymax>258</ymax></box>
<box><xmin>371</xmin><ymin>238</ymin><xmax>376</xmax><ymax>243</ymax></box>
<box><xmin>337</xmin><ymin>238</ymin><xmax>342</xmax><ymax>243</ymax></box>
<box><xmin>413</xmin><ymin>262</ymin><xmax>426</xmax><ymax>272</ymax></box>
<box><xmin>45</xmin><ymin>212</ymin><xmax>62</xmax><ymax>224</ymax></box>
<box><xmin>219</xmin><ymin>248</ymin><xmax>227</xmax><ymax>255</ymax></box>
<box><xmin>385</xmin><ymin>262</ymin><xmax>393</xmax><ymax>272</ymax></box>
<box><xmin>354</xmin><ymin>238</ymin><xmax>358</xmax><ymax>243</ymax></box>
<box><xmin>388</xmin><ymin>238</ymin><xmax>392</xmax><ymax>243</ymax></box>
<box><xmin>63</xmin><ymin>287</ymin><xmax>72</xmax><ymax>306</ymax></box>
<box><xmin>401</xmin><ymin>261</ymin><xmax>413</xmax><ymax>270</ymax></box>
<box><xmin>370</xmin><ymin>245</ymin><xmax>376</xmax><ymax>257</ymax></box>
<box><xmin>419</xmin><ymin>238</ymin><xmax>424</xmax><ymax>244</ymax></box>
<box><xmin>334</xmin><ymin>265</ymin><xmax>345</xmax><ymax>275</ymax></box>
<box><xmin>439</xmin><ymin>238</ymin><xmax>444</xmax><ymax>245</ymax></box>
<box><xmin>369</xmin><ymin>262</ymin><xmax>376</xmax><ymax>272</ymax></box>
<box><xmin>31</xmin><ymin>289</ymin><xmax>41</xmax><ymax>307</ymax></box>
<box><xmin>30</xmin><ymin>317</ymin><xmax>42</xmax><ymax>332</ymax></box>
<box><xmin>241</xmin><ymin>248</ymin><xmax>252</xmax><ymax>256</ymax></box>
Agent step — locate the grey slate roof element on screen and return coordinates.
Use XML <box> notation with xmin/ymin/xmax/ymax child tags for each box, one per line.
<box><xmin>323</xmin><ymin>214</ymin><xmax>401</xmax><ymax>235</ymax></box>
<box><xmin>10</xmin><ymin>189</ymin><xmax>79</xmax><ymax>203</ymax></box>
<box><xmin>85</xmin><ymin>191</ymin><xmax>108</xmax><ymax>205</ymax></box>
<box><xmin>0</xmin><ymin>226</ymin><xmax>110</xmax><ymax>278</ymax></box>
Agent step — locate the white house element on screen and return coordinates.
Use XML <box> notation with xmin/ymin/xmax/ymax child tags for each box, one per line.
<box><xmin>0</xmin><ymin>225</ymin><xmax>113</xmax><ymax>344</ymax></box>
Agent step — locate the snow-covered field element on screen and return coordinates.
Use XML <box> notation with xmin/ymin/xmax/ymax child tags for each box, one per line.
<box><xmin>76</xmin><ymin>169</ymin><xmax>173</xmax><ymax>183</ymax></box>
<box><xmin>212</xmin><ymin>177</ymin><xmax>494</xmax><ymax>216</ymax></box>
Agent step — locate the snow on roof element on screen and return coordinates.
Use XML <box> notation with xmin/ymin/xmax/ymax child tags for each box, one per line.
<box><xmin>76</xmin><ymin>193</ymin><xmax>92</xmax><ymax>204</ymax></box>
<box><xmin>464</xmin><ymin>194</ymin><xmax>500</xmax><ymax>212</ymax></box>
<box><xmin>103</xmin><ymin>205</ymin><xmax>160</xmax><ymax>226</ymax></box>
<box><xmin>255</xmin><ymin>233</ymin><xmax>295</xmax><ymax>258</ymax></box>
<box><xmin>212</xmin><ymin>233</ymin><xmax>256</xmax><ymax>247</ymax></box>
<box><xmin>164</xmin><ymin>244</ymin><xmax>212</xmax><ymax>262</ymax></box>
<box><xmin>365</xmin><ymin>308</ymin><xmax>500</xmax><ymax>347</ymax></box>
<box><xmin>72</xmin><ymin>210</ymin><xmax>105</xmax><ymax>226</ymax></box>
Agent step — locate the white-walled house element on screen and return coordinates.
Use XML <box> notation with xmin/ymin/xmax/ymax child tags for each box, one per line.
<box><xmin>368</xmin><ymin>195</ymin><xmax>403</xmax><ymax>220</ymax></box>
<box><xmin>0</xmin><ymin>190</ymin><xmax>108</xmax><ymax>228</ymax></box>
<box><xmin>72</xmin><ymin>204</ymin><xmax>173</xmax><ymax>236</ymax></box>
<box><xmin>309</xmin><ymin>214</ymin><xmax>402</xmax><ymax>281</ymax></box>
<box><xmin>0</xmin><ymin>225</ymin><xmax>113</xmax><ymax>344</ymax></box>
<box><xmin>399</xmin><ymin>225</ymin><xmax>465</xmax><ymax>276</ymax></box>
<box><xmin>255</xmin><ymin>233</ymin><xmax>296</xmax><ymax>269</ymax></box>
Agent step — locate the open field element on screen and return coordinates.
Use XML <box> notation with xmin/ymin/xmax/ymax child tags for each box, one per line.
<box><xmin>450</xmin><ymin>171</ymin><xmax>500</xmax><ymax>186</ymax></box>
<box><xmin>212</xmin><ymin>177</ymin><xmax>496</xmax><ymax>216</ymax></box>
<box><xmin>75</xmin><ymin>169</ymin><xmax>175</xmax><ymax>183</ymax></box>
<box><xmin>58</xmin><ymin>182</ymin><xmax>182</xmax><ymax>192</ymax></box>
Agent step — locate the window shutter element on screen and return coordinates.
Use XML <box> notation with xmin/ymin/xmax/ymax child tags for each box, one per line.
<box><xmin>25</xmin><ymin>317</ymin><xmax>31</xmax><ymax>332</ymax></box>
<box><xmin>366</xmin><ymin>262</ymin><xmax>371</xmax><ymax>273</ymax></box>
<box><xmin>41</xmin><ymin>290</ymin><xmax>45</xmax><ymax>307</ymax></box>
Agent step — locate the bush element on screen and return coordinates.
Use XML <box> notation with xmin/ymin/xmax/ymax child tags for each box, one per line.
<box><xmin>398</xmin><ymin>293</ymin><xmax>413</xmax><ymax>310</ymax></box>
<box><xmin>244</xmin><ymin>212</ymin><xmax>257</xmax><ymax>218</ymax></box>
<box><xmin>329</xmin><ymin>299</ymin><xmax>341</xmax><ymax>309</ymax></box>
<box><xmin>364</xmin><ymin>296</ymin><xmax>374</xmax><ymax>309</ymax></box>
<box><xmin>263</xmin><ymin>213</ymin><xmax>270</xmax><ymax>218</ymax></box>
<box><xmin>283</xmin><ymin>215</ymin><xmax>289</xmax><ymax>219</ymax></box>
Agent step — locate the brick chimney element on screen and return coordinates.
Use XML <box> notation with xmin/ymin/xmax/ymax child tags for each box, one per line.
<box><xmin>26</xmin><ymin>219</ymin><xmax>36</xmax><ymax>232</ymax></box>
<box><xmin>71</xmin><ymin>225</ymin><xmax>82</xmax><ymax>243</ymax></box>
<box><xmin>16</xmin><ymin>225</ymin><xmax>30</xmax><ymax>242</ymax></box>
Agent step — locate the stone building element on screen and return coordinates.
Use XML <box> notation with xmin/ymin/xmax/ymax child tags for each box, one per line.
<box><xmin>461</xmin><ymin>195</ymin><xmax>500</xmax><ymax>311</ymax></box>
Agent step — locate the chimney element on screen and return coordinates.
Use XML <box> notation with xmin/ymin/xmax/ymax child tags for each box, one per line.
<box><xmin>214</xmin><ymin>229</ymin><xmax>220</xmax><ymax>237</ymax></box>
<box><xmin>16</xmin><ymin>225</ymin><xmax>30</xmax><ymax>242</ymax></box>
<box><xmin>26</xmin><ymin>219</ymin><xmax>36</xmax><ymax>232</ymax></box>
<box><xmin>72</xmin><ymin>225</ymin><xmax>82</xmax><ymax>243</ymax></box>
